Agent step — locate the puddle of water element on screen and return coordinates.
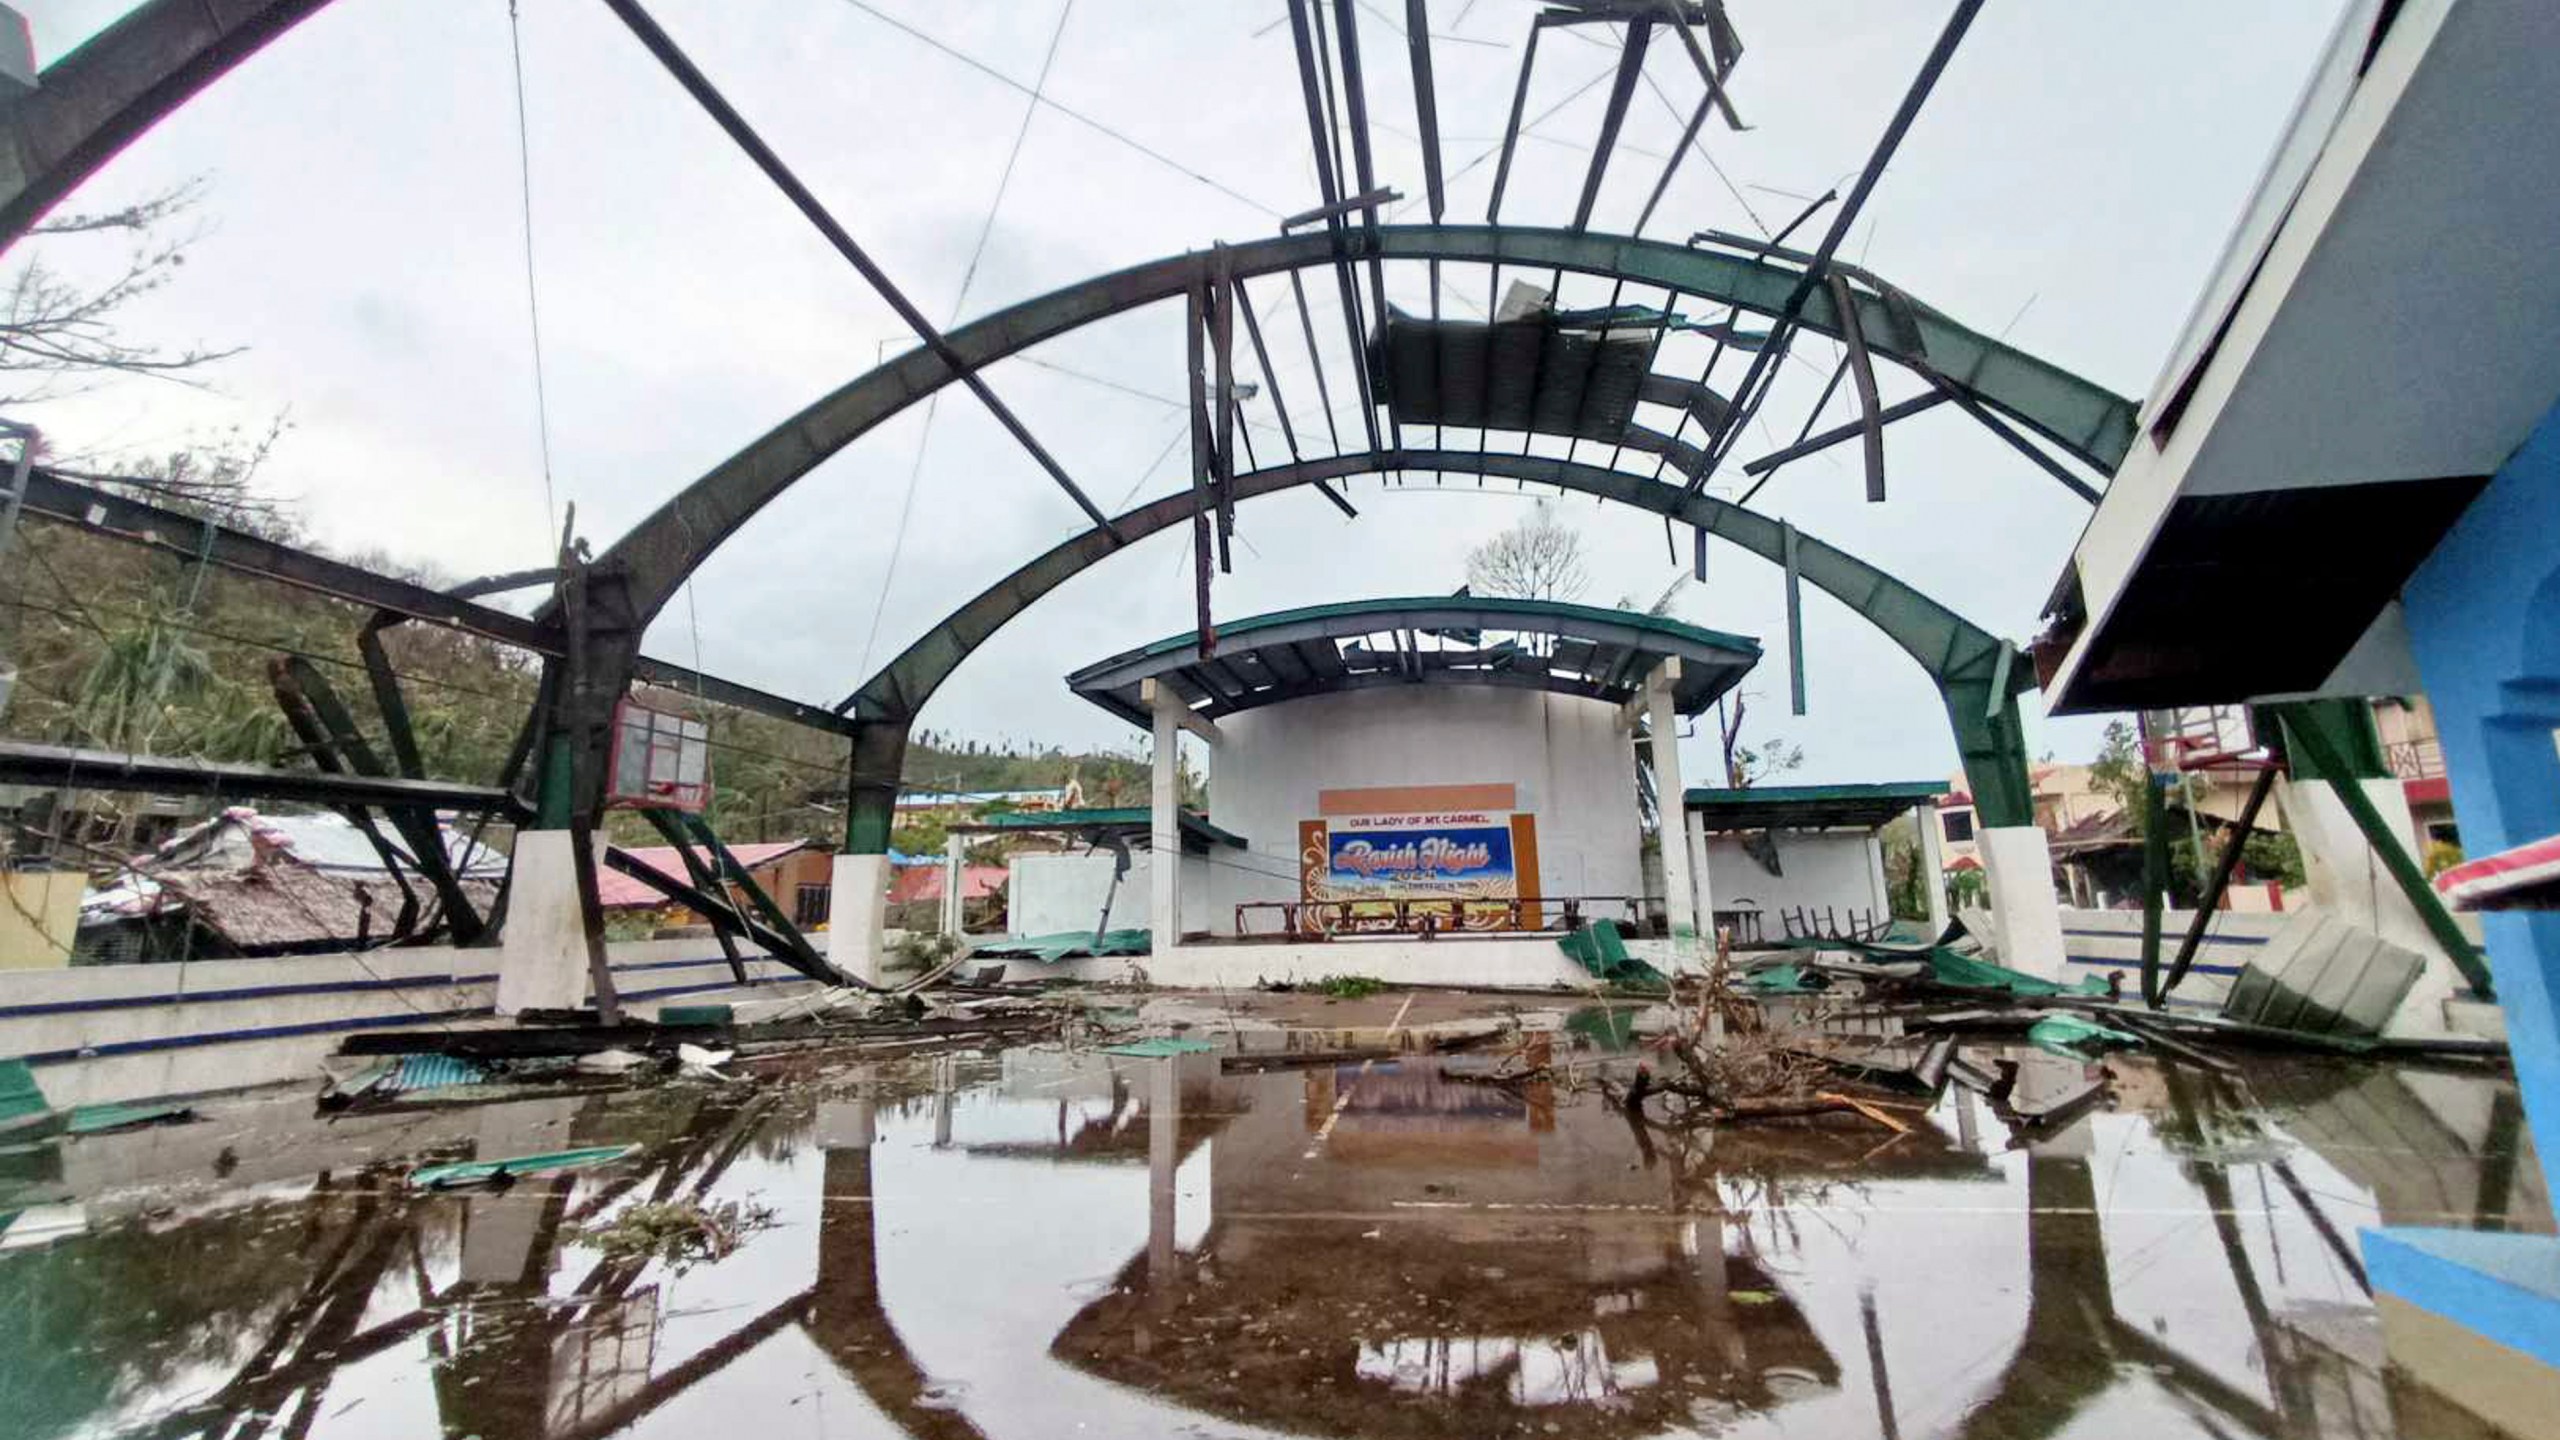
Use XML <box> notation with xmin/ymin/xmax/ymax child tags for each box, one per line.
<box><xmin>0</xmin><ymin>1041</ymin><xmax>2544</xmax><ymax>1439</ymax></box>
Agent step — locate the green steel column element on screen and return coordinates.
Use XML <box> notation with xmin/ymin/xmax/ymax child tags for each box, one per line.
<box><xmin>844</xmin><ymin>720</ymin><xmax>908</xmax><ymax>856</ymax></box>
<box><xmin>2268</xmin><ymin>700</ymin><xmax>2493</xmax><ymax>998</ymax></box>
<box><xmin>535</xmin><ymin>732</ymin><xmax>575</xmax><ymax>830</ymax></box>
<box><xmin>1782</xmin><ymin>520</ymin><xmax>1806</xmax><ymax>716</ymax></box>
<box><xmin>2262</xmin><ymin>698</ymin><xmax>2388</xmax><ymax>780</ymax></box>
<box><xmin>1941</xmin><ymin>680</ymin><xmax>2034</xmax><ymax>829</ymax></box>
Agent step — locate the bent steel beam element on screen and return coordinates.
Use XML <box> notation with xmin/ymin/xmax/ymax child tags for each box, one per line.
<box><xmin>18</xmin><ymin>467</ymin><xmax>859</xmax><ymax>737</ymax></box>
<box><xmin>0</xmin><ymin>0</ymin><xmax>337</xmax><ymax>250</ymax></box>
<box><xmin>838</xmin><ymin>448</ymin><xmax>2038</xmax><ymax>823</ymax></box>
<box><xmin>594</xmin><ymin>227</ymin><xmax>2137</xmax><ymax>631</ymax></box>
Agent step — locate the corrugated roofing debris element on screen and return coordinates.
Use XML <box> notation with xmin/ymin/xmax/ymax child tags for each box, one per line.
<box><xmin>593</xmin><ymin>839</ymin><xmax>814</xmax><ymax>910</ymax></box>
<box><xmin>973</xmin><ymin>928</ymin><xmax>1151</xmax><ymax>962</ymax></box>
<box><xmin>1373</xmin><ymin>305</ymin><xmax>1656</xmax><ymax>439</ymax></box>
<box><xmin>144</xmin><ymin>861</ymin><xmax>497</xmax><ymax>952</ymax></box>
<box><xmin>82</xmin><ymin>806</ymin><xmax>508</xmax><ymax>952</ymax></box>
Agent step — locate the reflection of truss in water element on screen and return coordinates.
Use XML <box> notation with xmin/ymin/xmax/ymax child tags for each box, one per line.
<box><xmin>110</xmin><ymin>1085</ymin><xmax>989</xmax><ymax>1440</ymax></box>
<box><xmin>75</xmin><ymin>1046</ymin><xmax>2548</xmax><ymax>1440</ymax></box>
<box><xmin>1951</xmin><ymin>1060</ymin><xmax>2546</xmax><ymax>1440</ymax></box>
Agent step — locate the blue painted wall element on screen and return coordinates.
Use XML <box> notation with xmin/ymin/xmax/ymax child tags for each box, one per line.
<box><xmin>2403</xmin><ymin>397</ymin><xmax>2560</xmax><ymax>1193</ymax></box>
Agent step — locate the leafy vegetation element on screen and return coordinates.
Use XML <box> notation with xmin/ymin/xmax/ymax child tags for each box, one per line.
<box><xmin>4</xmin><ymin>484</ymin><xmax>1187</xmax><ymax>861</ymax></box>
<box><xmin>564</xmin><ymin>1198</ymin><xmax>777</xmax><ymax>1274</ymax></box>
<box><xmin>1317</xmin><ymin>974</ymin><xmax>1388</xmax><ymax>999</ymax></box>
<box><xmin>2088</xmin><ymin>718</ymin><xmax>2303</xmax><ymax>904</ymax></box>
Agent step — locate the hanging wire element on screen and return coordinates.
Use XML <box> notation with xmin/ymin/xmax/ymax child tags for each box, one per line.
<box><xmin>842</xmin><ymin>0</ymin><xmax>1282</xmax><ymax>218</ymax></box>
<box><xmin>855</xmin><ymin>0</ymin><xmax>1076</xmax><ymax>685</ymax></box>
<box><xmin>505</xmin><ymin>0</ymin><xmax>561</xmax><ymax>536</ymax></box>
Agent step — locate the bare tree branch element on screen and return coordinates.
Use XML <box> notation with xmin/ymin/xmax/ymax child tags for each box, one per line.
<box><xmin>0</xmin><ymin>178</ymin><xmax>243</xmax><ymax>409</ymax></box>
<box><xmin>1464</xmin><ymin>499</ymin><xmax>1589</xmax><ymax>603</ymax></box>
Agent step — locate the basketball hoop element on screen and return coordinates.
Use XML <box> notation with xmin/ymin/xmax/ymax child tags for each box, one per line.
<box><xmin>2139</xmin><ymin>705</ymin><xmax>2272</xmax><ymax>775</ymax></box>
<box><xmin>607</xmin><ymin>699</ymin><xmax>712</xmax><ymax>812</ymax></box>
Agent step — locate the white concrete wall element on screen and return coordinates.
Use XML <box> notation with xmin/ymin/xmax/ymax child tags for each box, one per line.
<box><xmin>1699</xmin><ymin>829</ymin><xmax>1889</xmax><ymax>933</ymax></box>
<box><xmin>1010</xmin><ymin>850</ymin><xmax>1217</xmax><ymax>938</ymax></box>
<box><xmin>0</xmin><ymin>939</ymin><xmax>821</xmax><ymax>1110</ymax></box>
<box><xmin>1206</xmin><ymin>685</ymin><xmax>1642</xmax><ymax>919</ymax></box>
<box><xmin>1013</xmin><ymin>851</ymin><xmax>1142</xmax><ymax>936</ymax></box>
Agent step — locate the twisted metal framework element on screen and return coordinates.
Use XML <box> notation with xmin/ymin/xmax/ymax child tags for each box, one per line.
<box><xmin>0</xmin><ymin>0</ymin><xmax>2126</xmax><ymax>852</ymax></box>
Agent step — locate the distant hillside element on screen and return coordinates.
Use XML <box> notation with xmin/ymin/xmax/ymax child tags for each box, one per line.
<box><xmin>901</xmin><ymin>729</ymin><xmax>1155</xmax><ymax>807</ymax></box>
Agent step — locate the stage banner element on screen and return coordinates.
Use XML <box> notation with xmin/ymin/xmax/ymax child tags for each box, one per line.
<box><xmin>1299</xmin><ymin>804</ymin><xmax>1541</xmax><ymax>931</ymax></box>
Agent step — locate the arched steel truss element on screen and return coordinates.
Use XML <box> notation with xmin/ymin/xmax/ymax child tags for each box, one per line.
<box><xmin>0</xmin><ymin>5</ymin><xmax>2096</xmax><ymax>844</ymax></box>
<box><xmin>834</xmin><ymin>448</ymin><xmax>2038</xmax><ymax>852</ymax></box>
<box><xmin>596</xmin><ymin>225</ymin><xmax>2135</xmax><ymax>631</ymax></box>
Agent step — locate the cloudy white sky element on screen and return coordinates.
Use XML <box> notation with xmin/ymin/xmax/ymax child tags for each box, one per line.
<box><xmin>12</xmin><ymin>0</ymin><xmax>2348</xmax><ymax>786</ymax></box>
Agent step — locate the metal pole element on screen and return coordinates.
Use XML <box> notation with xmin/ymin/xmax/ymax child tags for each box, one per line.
<box><xmin>1685</xmin><ymin>0</ymin><xmax>1984</xmax><ymax>493</ymax></box>
<box><xmin>2158</xmin><ymin>765</ymin><xmax>2277</xmax><ymax>1003</ymax></box>
<box><xmin>1572</xmin><ymin>21</ymin><xmax>1652</xmax><ymax>232</ymax></box>
<box><xmin>596</xmin><ymin>0</ymin><xmax>1121</xmax><ymax>537</ymax></box>
<box><xmin>2138</xmin><ymin>771</ymin><xmax>2170</xmax><ymax>1009</ymax></box>
<box><xmin>1403</xmin><ymin>0</ymin><xmax>1444</xmax><ymax>221</ymax></box>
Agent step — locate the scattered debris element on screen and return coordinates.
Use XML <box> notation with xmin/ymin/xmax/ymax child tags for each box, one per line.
<box><xmin>1735</xmin><ymin>962</ymin><xmax>1826</xmax><ymax>995</ymax></box>
<box><xmin>676</xmin><ymin>1043</ymin><xmax>737</xmax><ymax>1079</ymax></box>
<box><xmin>411</xmin><ymin>1142</ymin><xmax>642</xmax><ymax>1190</ymax></box>
<box><xmin>63</xmin><ymin>1101</ymin><xmax>195</xmax><ymax>1136</ymax></box>
<box><xmin>972</xmin><ymin>928</ymin><xmax>1150</xmax><ymax>962</ymax></box>
<box><xmin>2026</xmin><ymin>1014</ymin><xmax>2144</xmax><ymax>1060</ymax></box>
<box><xmin>577</xmin><ymin>1048</ymin><xmax>655</xmax><ymax>1075</ymax></box>
<box><xmin>1103</xmin><ymin>1037</ymin><xmax>1221</xmax><ymax>1058</ymax></box>
<box><xmin>0</xmin><ymin>1059</ymin><xmax>49</xmax><ymax>1134</ymax></box>
<box><xmin>563</xmin><ymin>1197</ymin><xmax>776</xmax><ymax>1272</ymax></box>
<box><xmin>0</xmin><ymin>1058</ymin><xmax>195</xmax><ymax>1140</ymax></box>
<box><xmin>1557</xmin><ymin>919</ymin><xmax>1668</xmax><ymax>988</ymax></box>
<box><xmin>1315</xmin><ymin>974</ymin><xmax>1387</xmax><ymax>1000</ymax></box>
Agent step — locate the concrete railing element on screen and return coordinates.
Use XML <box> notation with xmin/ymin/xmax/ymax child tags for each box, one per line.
<box><xmin>2055</xmin><ymin>907</ymin><xmax>2291</xmax><ymax>1008</ymax></box>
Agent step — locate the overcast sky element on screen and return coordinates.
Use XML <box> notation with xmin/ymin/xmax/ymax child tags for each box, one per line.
<box><xmin>14</xmin><ymin>0</ymin><xmax>2348</xmax><ymax>789</ymax></box>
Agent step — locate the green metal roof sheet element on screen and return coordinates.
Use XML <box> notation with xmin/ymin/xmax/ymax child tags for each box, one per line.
<box><xmin>1067</xmin><ymin>595</ymin><xmax>1762</xmax><ymax>729</ymax></box>
<box><xmin>1682</xmin><ymin>780</ymin><xmax>1948</xmax><ymax>832</ymax></box>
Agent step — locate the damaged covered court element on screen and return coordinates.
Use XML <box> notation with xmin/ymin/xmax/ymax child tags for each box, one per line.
<box><xmin>1</xmin><ymin>2</ymin><xmax>2558</xmax><ymax>1438</ymax></box>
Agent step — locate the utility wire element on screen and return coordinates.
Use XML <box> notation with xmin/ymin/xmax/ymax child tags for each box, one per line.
<box><xmin>505</xmin><ymin>0</ymin><xmax>561</xmax><ymax>538</ymax></box>
<box><xmin>1386</xmin><ymin>59</ymin><xmax>1622</xmax><ymax>223</ymax></box>
<box><xmin>854</xmin><ymin>0</ymin><xmax>1076</xmax><ymax>687</ymax></box>
<box><xmin>840</xmin><ymin>0</ymin><xmax>1284</xmax><ymax>218</ymax></box>
<box><xmin>951</xmin><ymin>0</ymin><xmax>1075</xmax><ymax>321</ymax></box>
<box><xmin>1637</xmin><ymin>67</ymin><xmax>1765</xmax><ymax>236</ymax></box>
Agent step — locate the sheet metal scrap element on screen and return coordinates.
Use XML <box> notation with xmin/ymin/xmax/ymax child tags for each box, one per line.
<box><xmin>410</xmin><ymin>1142</ymin><xmax>642</xmax><ymax>1191</ymax></box>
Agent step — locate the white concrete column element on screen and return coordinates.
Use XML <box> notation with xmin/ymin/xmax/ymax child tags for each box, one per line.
<box><xmin>1149</xmin><ymin>682</ymin><xmax>1182</xmax><ymax>953</ymax></box>
<box><xmin>1979</xmin><ymin>825</ymin><xmax>2067</xmax><ymax>981</ymax></box>
<box><xmin>827</xmin><ymin>851</ymin><xmax>893</xmax><ymax>987</ymax></box>
<box><xmin>939</xmin><ymin>832</ymin><xmax>966</xmax><ymax>936</ymax></box>
<box><xmin>2278</xmin><ymin>775</ymin><xmax>2441</xmax><ymax>955</ymax></box>
<box><xmin>498</xmin><ymin>829</ymin><xmax>588</xmax><ymax>1014</ymax></box>
<box><xmin>1917</xmin><ymin>803</ymin><xmax>1949</xmax><ymax>936</ymax></box>
<box><xmin>1686</xmin><ymin>807</ymin><xmax>1716</xmax><ymax>955</ymax></box>
<box><xmin>1646</xmin><ymin>660</ymin><xmax>1699</xmax><ymax>952</ymax></box>
<box><xmin>1864</xmin><ymin>831</ymin><xmax>1891</xmax><ymax>931</ymax></box>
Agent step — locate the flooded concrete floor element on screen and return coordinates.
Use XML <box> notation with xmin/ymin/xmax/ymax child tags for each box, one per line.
<box><xmin>0</xmin><ymin>1024</ymin><xmax>2547</xmax><ymax>1439</ymax></box>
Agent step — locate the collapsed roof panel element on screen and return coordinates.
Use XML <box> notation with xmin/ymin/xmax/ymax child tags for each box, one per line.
<box><xmin>1372</xmin><ymin>307</ymin><xmax>1659</xmax><ymax>440</ymax></box>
